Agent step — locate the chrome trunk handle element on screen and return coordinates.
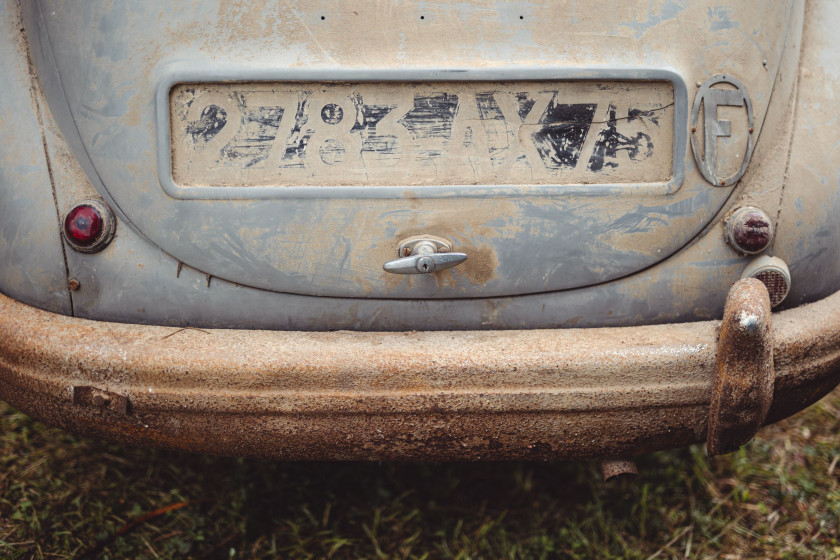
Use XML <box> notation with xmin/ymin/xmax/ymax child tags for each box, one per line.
<box><xmin>383</xmin><ymin>236</ymin><xmax>467</xmax><ymax>275</ymax></box>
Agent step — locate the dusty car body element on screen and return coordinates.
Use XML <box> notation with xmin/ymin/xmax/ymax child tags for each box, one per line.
<box><xmin>1</xmin><ymin>0</ymin><xmax>839</xmax><ymax>461</ymax></box>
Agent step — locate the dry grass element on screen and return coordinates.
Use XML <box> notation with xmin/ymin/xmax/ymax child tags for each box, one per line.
<box><xmin>1</xmin><ymin>388</ymin><xmax>839</xmax><ymax>559</ymax></box>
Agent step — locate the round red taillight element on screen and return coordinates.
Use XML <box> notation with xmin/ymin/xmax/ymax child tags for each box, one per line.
<box><xmin>64</xmin><ymin>205</ymin><xmax>102</xmax><ymax>246</ymax></box>
<box><xmin>725</xmin><ymin>206</ymin><xmax>774</xmax><ymax>255</ymax></box>
<box><xmin>62</xmin><ymin>201</ymin><xmax>115</xmax><ymax>253</ymax></box>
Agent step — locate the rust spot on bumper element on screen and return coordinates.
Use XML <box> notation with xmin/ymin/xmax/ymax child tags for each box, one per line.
<box><xmin>0</xmin><ymin>289</ymin><xmax>839</xmax><ymax>460</ymax></box>
<box><xmin>707</xmin><ymin>279</ymin><xmax>774</xmax><ymax>456</ymax></box>
<box><xmin>72</xmin><ymin>386</ymin><xmax>130</xmax><ymax>415</ymax></box>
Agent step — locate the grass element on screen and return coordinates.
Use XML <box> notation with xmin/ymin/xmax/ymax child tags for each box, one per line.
<box><xmin>1</xmin><ymin>388</ymin><xmax>839</xmax><ymax>559</ymax></box>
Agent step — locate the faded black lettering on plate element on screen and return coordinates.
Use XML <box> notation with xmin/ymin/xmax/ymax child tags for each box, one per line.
<box><xmin>170</xmin><ymin>81</ymin><xmax>675</xmax><ymax>187</ymax></box>
<box><xmin>588</xmin><ymin>104</ymin><xmax>655</xmax><ymax>172</ymax></box>
<box><xmin>531</xmin><ymin>101</ymin><xmax>597</xmax><ymax>169</ymax></box>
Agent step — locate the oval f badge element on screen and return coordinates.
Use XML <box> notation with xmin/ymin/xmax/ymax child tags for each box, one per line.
<box><xmin>690</xmin><ymin>75</ymin><xmax>754</xmax><ymax>187</ymax></box>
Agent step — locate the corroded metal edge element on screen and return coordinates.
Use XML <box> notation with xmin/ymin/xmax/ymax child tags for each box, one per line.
<box><xmin>601</xmin><ymin>459</ymin><xmax>640</xmax><ymax>482</ymax></box>
<box><xmin>0</xmin><ymin>289</ymin><xmax>839</xmax><ymax>460</ymax></box>
<box><xmin>707</xmin><ymin>279</ymin><xmax>774</xmax><ymax>456</ymax></box>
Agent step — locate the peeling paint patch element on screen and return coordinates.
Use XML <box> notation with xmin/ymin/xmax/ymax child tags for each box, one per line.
<box><xmin>707</xmin><ymin>7</ymin><xmax>739</xmax><ymax>31</ymax></box>
<box><xmin>621</xmin><ymin>1</ymin><xmax>686</xmax><ymax>38</ymax></box>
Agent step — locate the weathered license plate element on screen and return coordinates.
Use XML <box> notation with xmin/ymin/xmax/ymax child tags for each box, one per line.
<box><xmin>170</xmin><ymin>81</ymin><xmax>674</xmax><ymax>188</ymax></box>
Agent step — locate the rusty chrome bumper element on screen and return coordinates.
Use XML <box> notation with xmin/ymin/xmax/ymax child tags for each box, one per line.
<box><xmin>1</xmin><ymin>284</ymin><xmax>839</xmax><ymax>461</ymax></box>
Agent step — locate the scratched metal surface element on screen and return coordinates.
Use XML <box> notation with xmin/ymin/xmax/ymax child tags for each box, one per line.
<box><xmin>3</xmin><ymin>0</ymin><xmax>839</xmax><ymax>331</ymax></box>
<box><xmin>2</xmin><ymin>282</ymin><xmax>840</xmax><ymax>460</ymax></box>
<box><xmin>0</xmin><ymin>2</ymin><xmax>70</xmax><ymax>315</ymax></box>
<box><xmin>20</xmin><ymin>0</ymin><xmax>788</xmax><ymax>301</ymax></box>
<box><xmin>3</xmin><ymin>0</ymin><xmax>840</xmax><ymax>462</ymax></box>
<box><xmin>772</xmin><ymin>0</ymin><xmax>840</xmax><ymax>308</ymax></box>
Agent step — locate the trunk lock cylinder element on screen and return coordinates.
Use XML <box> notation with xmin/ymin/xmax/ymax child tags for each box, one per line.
<box><xmin>383</xmin><ymin>235</ymin><xmax>467</xmax><ymax>275</ymax></box>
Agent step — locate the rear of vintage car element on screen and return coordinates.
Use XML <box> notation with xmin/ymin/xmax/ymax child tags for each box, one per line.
<box><xmin>1</xmin><ymin>0</ymin><xmax>839</xmax><ymax>461</ymax></box>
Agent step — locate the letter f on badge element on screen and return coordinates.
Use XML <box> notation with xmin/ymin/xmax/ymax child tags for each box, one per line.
<box><xmin>691</xmin><ymin>75</ymin><xmax>755</xmax><ymax>187</ymax></box>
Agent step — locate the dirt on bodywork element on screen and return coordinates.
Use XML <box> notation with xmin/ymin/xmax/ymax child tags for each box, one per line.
<box><xmin>1</xmin><ymin>284</ymin><xmax>839</xmax><ymax>461</ymax></box>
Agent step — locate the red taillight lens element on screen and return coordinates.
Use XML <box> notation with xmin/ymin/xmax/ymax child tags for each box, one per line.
<box><xmin>62</xmin><ymin>200</ymin><xmax>115</xmax><ymax>253</ymax></box>
<box><xmin>725</xmin><ymin>207</ymin><xmax>774</xmax><ymax>255</ymax></box>
<box><xmin>64</xmin><ymin>205</ymin><xmax>103</xmax><ymax>246</ymax></box>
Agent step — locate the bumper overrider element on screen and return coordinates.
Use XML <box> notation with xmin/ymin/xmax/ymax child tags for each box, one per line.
<box><xmin>1</xmin><ymin>279</ymin><xmax>839</xmax><ymax>461</ymax></box>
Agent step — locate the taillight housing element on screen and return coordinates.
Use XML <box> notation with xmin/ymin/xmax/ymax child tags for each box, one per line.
<box><xmin>62</xmin><ymin>200</ymin><xmax>115</xmax><ymax>253</ymax></box>
<box><xmin>741</xmin><ymin>256</ymin><xmax>791</xmax><ymax>308</ymax></box>
<box><xmin>725</xmin><ymin>206</ymin><xmax>774</xmax><ymax>255</ymax></box>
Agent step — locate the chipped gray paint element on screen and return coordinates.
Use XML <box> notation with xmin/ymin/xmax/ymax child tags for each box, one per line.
<box><xmin>19</xmin><ymin>1</ymin><xmax>793</xmax><ymax>301</ymax></box>
<box><xmin>0</xmin><ymin>1</ymin><xmax>70</xmax><ymax>315</ymax></box>
<box><xmin>3</xmin><ymin>0</ymin><xmax>838</xmax><ymax>332</ymax></box>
